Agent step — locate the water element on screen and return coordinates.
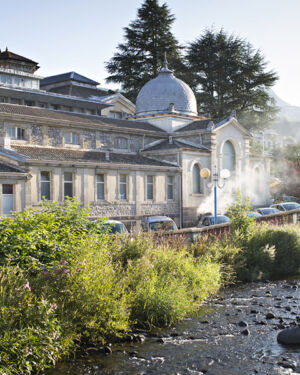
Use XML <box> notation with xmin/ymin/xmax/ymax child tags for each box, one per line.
<box><xmin>47</xmin><ymin>280</ymin><xmax>300</xmax><ymax>375</ymax></box>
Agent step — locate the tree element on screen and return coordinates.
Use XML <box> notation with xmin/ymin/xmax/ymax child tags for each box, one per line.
<box><xmin>105</xmin><ymin>0</ymin><xmax>184</xmax><ymax>103</ymax></box>
<box><xmin>186</xmin><ymin>29</ymin><xmax>279</xmax><ymax>130</ymax></box>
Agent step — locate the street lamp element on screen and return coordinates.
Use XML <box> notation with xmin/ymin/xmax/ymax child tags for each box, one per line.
<box><xmin>200</xmin><ymin>166</ymin><xmax>231</xmax><ymax>225</ymax></box>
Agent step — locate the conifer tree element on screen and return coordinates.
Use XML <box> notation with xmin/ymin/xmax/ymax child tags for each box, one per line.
<box><xmin>105</xmin><ymin>0</ymin><xmax>184</xmax><ymax>103</ymax></box>
<box><xmin>186</xmin><ymin>29</ymin><xmax>279</xmax><ymax>130</ymax></box>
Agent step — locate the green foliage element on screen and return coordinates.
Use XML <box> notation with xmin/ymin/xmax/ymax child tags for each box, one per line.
<box><xmin>227</xmin><ymin>191</ymin><xmax>254</xmax><ymax>240</ymax></box>
<box><xmin>105</xmin><ymin>0</ymin><xmax>185</xmax><ymax>102</ymax></box>
<box><xmin>186</xmin><ymin>28</ymin><xmax>278</xmax><ymax>130</ymax></box>
<box><xmin>0</xmin><ymin>199</ymin><xmax>99</xmax><ymax>270</ymax></box>
<box><xmin>117</xmin><ymin>240</ymin><xmax>222</xmax><ymax>328</ymax></box>
<box><xmin>0</xmin><ymin>266</ymin><xmax>72</xmax><ymax>375</ymax></box>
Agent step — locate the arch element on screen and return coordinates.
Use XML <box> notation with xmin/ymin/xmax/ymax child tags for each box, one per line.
<box><xmin>222</xmin><ymin>140</ymin><xmax>236</xmax><ymax>172</ymax></box>
<box><xmin>192</xmin><ymin>163</ymin><xmax>203</xmax><ymax>194</ymax></box>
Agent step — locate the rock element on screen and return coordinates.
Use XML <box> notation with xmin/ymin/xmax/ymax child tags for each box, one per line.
<box><xmin>277</xmin><ymin>327</ymin><xmax>300</xmax><ymax>345</ymax></box>
<box><xmin>277</xmin><ymin>358</ymin><xmax>297</xmax><ymax>370</ymax></box>
<box><xmin>129</xmin><ymin>350</ymin><xmax>138</xmax><ymax>357</ymax></box>
<box><xmin>266</xmin><ymin>312</ymin><xmax>276</xmax><ymax>319</ymax></box>
<box><xmin>156</xmin><ymin>338</ymin><xmax>165</xmax><ymax>343</ymax></box>
<box><xmin>285</xmin><ymin>306</ymin><xmax>291</xmax><ymax>311</ymax></box>
<box><xmin>241</xmin><ymin>329</ymin><xmax>250</xmax><ymax>336</ymax></box>
<box><xmin>238</xmin><ymin>321</ymin><xmax>248</xmax><ymax>327</ymax></box>
<box><xmin>104</xmin><ymin>345</ymin><xmax>112</xmax><ymax>355</ymax></box>
<box><xmin>250</xmin><ymin>309</ymin><xmax>258</xmax><ymax>314</ymax></box>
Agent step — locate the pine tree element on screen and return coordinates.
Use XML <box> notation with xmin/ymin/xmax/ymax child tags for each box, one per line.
<box><xmin>186</xmin><ymin>29</ymin><xmax>279</xmax><ymax>130</ymax></box>
<box><xmin>105</xmin><ymin>0</ymin><xmax>184</xmax><ymax>103</ymax></box>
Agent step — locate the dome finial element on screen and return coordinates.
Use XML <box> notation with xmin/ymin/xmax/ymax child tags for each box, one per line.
<box><xmin>160</xmin><ymin>52</ymin><xmax>173</xmax><ymax>74</ymax></box>
<box><xmin>163</xmin><ymin>52</ymin><xmax>168</xmax><ymax>69</ymax></box>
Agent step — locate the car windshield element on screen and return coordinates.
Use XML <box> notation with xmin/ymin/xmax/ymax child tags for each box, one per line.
<box><xmin>247</xmin><ymin>212</ymin><xmax>261</xmax><ymax>218</ymax></box>
<box><xmin>149</xmin><ymin>220</ymin><xmax>177</xmax><ymax>232</ymax></box>
<box><xmin>260</xmin><ymin>208</ymin><xmax>279</xmax><ymax>215</ymax></box>
<box><xmin>102</xmin><ymin>223</ymin><xmax>127</xmax><ymax>234</ymax></box>
<box><xmin>209</xmin><ymin>216</ymin><xmax>230</xmax><ymax>225</ymax></box>
<box><xmin>282</xmin><ymin>203</ymin><xmax>300</xmax><ymax>210</ymax></box>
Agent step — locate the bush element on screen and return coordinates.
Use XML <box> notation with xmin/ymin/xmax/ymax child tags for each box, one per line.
<box><xmin>0</xmin><ymin>266</ymin><xmax>72</xmax><ymax>375</ymax></box>
<box><xmin>0</xmin><ymin>199</ymin><xmax>100</xmax><ymax>270</ymax></box>
<box><xmin>121</xmin><ymin>241</ymin><xmax>222</xmax><ymax>328</ymax></box>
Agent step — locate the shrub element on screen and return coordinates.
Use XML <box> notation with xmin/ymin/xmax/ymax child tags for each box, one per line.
<box><xmin>0</xmin><ymin>199</ymin><xmax>101</xmax><ymax>270</ymax></box>
<box><xmin>0</xmin><ymin>266</ymin><xmax>72</xmax><ymax>375</ymax></box>
<box><xmin>125</xmin><ymin>243</ymin><xmax>222</xmax><ymax>328</ymax></box>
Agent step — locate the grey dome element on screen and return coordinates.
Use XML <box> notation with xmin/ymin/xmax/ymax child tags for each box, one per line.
<box><xmin>135</xmin><ymin>65</ymin><xmax>198</xmax><ymax>117</ymax></box>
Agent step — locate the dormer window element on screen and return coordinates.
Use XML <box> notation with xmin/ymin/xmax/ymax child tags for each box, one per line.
<box><xmin>114</xmin><ymin>137</ymin><xmax>128</xmax><ymax>150</ymax></box>
<box><xmin>8</xmin><ymin>127</ymin><xmax>25</xmax><ymax>140</ymax></box>
<box><xmin>64</xmin><ymin>132</ymin><xmax>79</xmax><ymax>145</ymax></box>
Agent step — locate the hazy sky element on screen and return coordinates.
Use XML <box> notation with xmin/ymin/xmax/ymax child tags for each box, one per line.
<box><xmin>1</xmin><ymin>0</ymin><xmax>300</xmax><ymax>106</ymax></box>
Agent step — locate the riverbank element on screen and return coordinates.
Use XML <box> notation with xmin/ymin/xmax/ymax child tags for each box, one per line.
<box><xmin>47</xmin><ymin>279</ymin><xmax>300</xmax><ymax>375</ymax></box>
<box><xmin>1</xmin><ymin>200</ymin><xmax>300</xmax><ymax>374</ymax></box>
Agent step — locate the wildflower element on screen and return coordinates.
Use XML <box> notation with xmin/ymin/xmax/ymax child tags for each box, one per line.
<box><xmin>51</xmin><ymin>303</ymin><xmax>58</xmax><ymax>310</ymax></box>
<box><xmin>82</xmin><ymin>259</ymin><xmax>86</xmax><ymax>267</ymax></box>
<box><xmin>63</xmin><ymin>268</ymin><xmax>70</xmax><ymax>274</ymax></box>
<box><xmin>52</xmin><ymin>331</ymin><xmax>59</xmax><ymax>340</ymax></box>
<box><xmin>24</xmin><ymin>281</ymin><xmax>31</xmax><ymax>291</ymax></box>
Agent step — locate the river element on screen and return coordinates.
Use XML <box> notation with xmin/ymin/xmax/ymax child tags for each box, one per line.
<box><xmin>47</xmin><ymin>280</ymin><xmax>300</xmax><ymax>375</ymax></box>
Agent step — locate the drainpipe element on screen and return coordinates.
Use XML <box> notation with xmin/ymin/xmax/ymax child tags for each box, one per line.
<box><xmin>179</xmin><ymin>171</ymin><xmax>183</xmax><ymax>229</ymax></box>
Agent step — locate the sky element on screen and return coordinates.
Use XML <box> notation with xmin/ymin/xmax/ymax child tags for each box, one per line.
<box><xmin>1</xmin><ymin>0</ymin><xmax>300</xmax><ymax>106</ymax></box>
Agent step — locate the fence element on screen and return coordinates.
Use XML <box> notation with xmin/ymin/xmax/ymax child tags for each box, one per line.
<box><xmin>161</xmin><ymin>209</ymin><xmax>300</xmax><ymax>243</ymax></box>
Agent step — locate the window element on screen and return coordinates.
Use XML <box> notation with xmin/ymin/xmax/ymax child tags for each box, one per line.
<box><xmin>40</xmin><ymin>171</ymin><xmax>51</xmax><ymax>200</ymax></box>
<box><xmin>96</xmin><ymin>174</ymin><xmax>105</xmax><ymax>200</ymax></box>
<box><xmin>167</xmin><ymin>176</ymin><xmax>174</xmax><ymax>200</ymax></box>
<box><xmin>222</xmin><ymin>141</ymin><xmax>236</xmax><ymax>172</ymax></box>
<box><xmin>64</xmin><ymin>172</ymin><xmax>73</xmax><ymax>198</ymax></box>
<box><xmin>192</xmin><ymin>164</ymin><xmax>201</xmax><ymax>194</ymax></box>
<box><xmin>24</xmin><ymin>100</ymin><xmax>34</xmax><ymax>106</ymax></box>
<box><xmin>119</xmin><ymin>174</ymin><xmax>127</xmax><ymax>200</ymax></box>
<box><xmin>64</xmin><ymin>132</ymin><xmax>79</xmax><ymax>145</ymax></box>
<box><xmin>114</xmin><ymin>137</ymin><xmax>128</xmax><ymax>150</ymax></box>
<box><xmin>2</xmin><ymin>184</ymin><xmax>13</xmax><ymax>216</ymax></box>
<box><xmin>146</xmin><ymin>176</ymin><xmax>154</xmax><ymax>200</ymax></box>
<box><xmin>10</xmin><ymin>98</ymin><xmax>21</xmax><ymax>105</ymax></box>
<box><xmin>7</xmin><ymin>127</ymin><xmax>25</xmax><ymax>140</ymax></box>
<box><xmin>109</xmin><ymin>111</ymin><xmax>122</xmax><ymax>119</ymax></box>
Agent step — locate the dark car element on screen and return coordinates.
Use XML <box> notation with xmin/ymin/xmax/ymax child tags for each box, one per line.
<box><xmin>247</xmin><ymin>211</ymin><xmax>262</xmax><ymax>219</ymax></box>
<box><xmin>256</xmin><ymin>207</ymin><xmax>281</xmax><ymax>216</ymax></box>
<box><xmin>198</xmin><ymin>215</ymin><xmax>230</xmax><ymax>227</ymax></box>
<box><xmin>271</xmin><ymin>202</ymin><xmax>300</xmax><ymax>212</ymax></box>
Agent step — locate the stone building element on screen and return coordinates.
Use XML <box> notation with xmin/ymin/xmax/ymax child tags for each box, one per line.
<box><xmin>0</xmin><ymin>49</ymin><xmax>270</xmax><ymax>227</ymax></box>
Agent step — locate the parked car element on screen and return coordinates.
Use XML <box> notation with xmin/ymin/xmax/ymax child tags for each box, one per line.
<box><xmin>98</xmin><ymin>220</ymin><xmax>128</xmax><ymax>235</ymax></box>
<box><xmin>256</xmin><ymin>207</ymin><xmax>281</xmax><ymax>216</ymax></box>
<box><xmin>272</xmin><ymin>195</ymin><xmax>299</xmax><ymax>203</ymax></box>
<box><xmin>271</xmin><ymin>202</ymin><xmax>300</xmax><ymax>212</ymax></box>
<box><xmin>247</xmin><ymin>211</ymin><xmax>262</xmax><ymax>219</ymax></box>
<box><xmin>198</xmin><ymin>215</ymin><xmax>230</xmax><ymax>227</ymax></box>
<box><xmin>141</xmin><ymin>216</ymin><xmax>178</xmax><ymax>232</ymax></box>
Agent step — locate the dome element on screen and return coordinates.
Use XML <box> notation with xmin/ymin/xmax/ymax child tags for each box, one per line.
<box><xmin>135</xmin><ymin>59</ymin><xmax>198</xmax><ymax>117</ymax></box>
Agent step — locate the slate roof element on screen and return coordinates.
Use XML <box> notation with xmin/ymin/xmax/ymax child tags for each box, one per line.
<box><xmin>176</xmin><ymin>118</ymin><xmax>224</xmax><ymax>132</ymax></box>
<box><xmin>0</xmin><ymin>162</ymin><xmax>26</xmax><ymax>173</ymax></box>
<box><xmin>0</xmin><ymin>104</ymin><xmax>164</xmax><ymax>133</ymax></box>
<box><xmin>11</xmin><ymin>146</ymin><xmax>177</xmax><ymax>168</ymax></box>
<box><xmin>41</xmin><ymin>72</ymin><xmax>99</xmax><ymax>86</ymax></box>
<box><xmin>143</xmin><ymin>139</ymin><xmax>210</xmax><ymax>152</ymax></box>
<box><xmin>0</xmin><ymin>49</ymin><xmax>38</xmax><ymax>66</ymax></box>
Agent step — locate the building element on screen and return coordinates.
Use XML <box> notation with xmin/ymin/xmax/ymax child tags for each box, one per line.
<box><xmin>0</xmin><ymin>49</ymin><xmax>270</xmax><ymax>227</ymax></box>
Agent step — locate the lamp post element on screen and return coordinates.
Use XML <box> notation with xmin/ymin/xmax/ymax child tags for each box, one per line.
<box><xmin>200</xmin><ymin>166</ymin><xmax>231</xmax><ymax>225</ymax></box>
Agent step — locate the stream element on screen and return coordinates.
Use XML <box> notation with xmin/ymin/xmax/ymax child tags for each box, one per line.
<box><xmin>47</xmin><ymin>280</ymin><xmax>300</xmax><ymax>375</ymax></box>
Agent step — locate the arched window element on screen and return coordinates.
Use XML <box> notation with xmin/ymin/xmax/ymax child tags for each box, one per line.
<box><xmin>192</xmin><ymin>164</ymin><xmax>202</xmax><ymax>194</ymax></box>
<box><xmin>222</xmin><ymin>141</ymin><xmax>236</xmax><ymax>172</ymax></box>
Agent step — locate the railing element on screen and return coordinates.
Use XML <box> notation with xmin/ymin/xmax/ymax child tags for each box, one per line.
<box><xmin>160</xmin><ymin>209</ymin><xmax>300</xmax><ymax>243</ymax></box>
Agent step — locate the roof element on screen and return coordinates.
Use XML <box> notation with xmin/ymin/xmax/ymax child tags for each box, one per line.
<box><xmin>41</xmin><ymin>72</ymin><xmax>99</xmax><ymax>86</ymax></box>
<box><xmin>11</xmin><ymin>145</ymin><xmax>177</xmax><ymax>167</ymax></box>
<box><xmin>0</xmin><ymin>49</ymin><xmax>38</xmax><ymax>66</ymax></box>
<box><xmin>143</xmin><ymin>139</ymin><xmax>210</xmax><ymax>152</ymax></box>
<box><xmin>135</xmin><ymin>61</ymin><xmax>197</xmax><ymax>117</ymax></box>
<box><xmin>0</xmin><ymin>162</ymin><xmax>26</xmax><ymax>173</ymax></box>
<box><xmin>176</xmin><ymin>118</ymin><xmax>223</xmax><ymax>132</ymax></box>
<box><xmin>0</xmin><ymin>103</ymin><xmax>164</xmax><ymax>133</ymax></box>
